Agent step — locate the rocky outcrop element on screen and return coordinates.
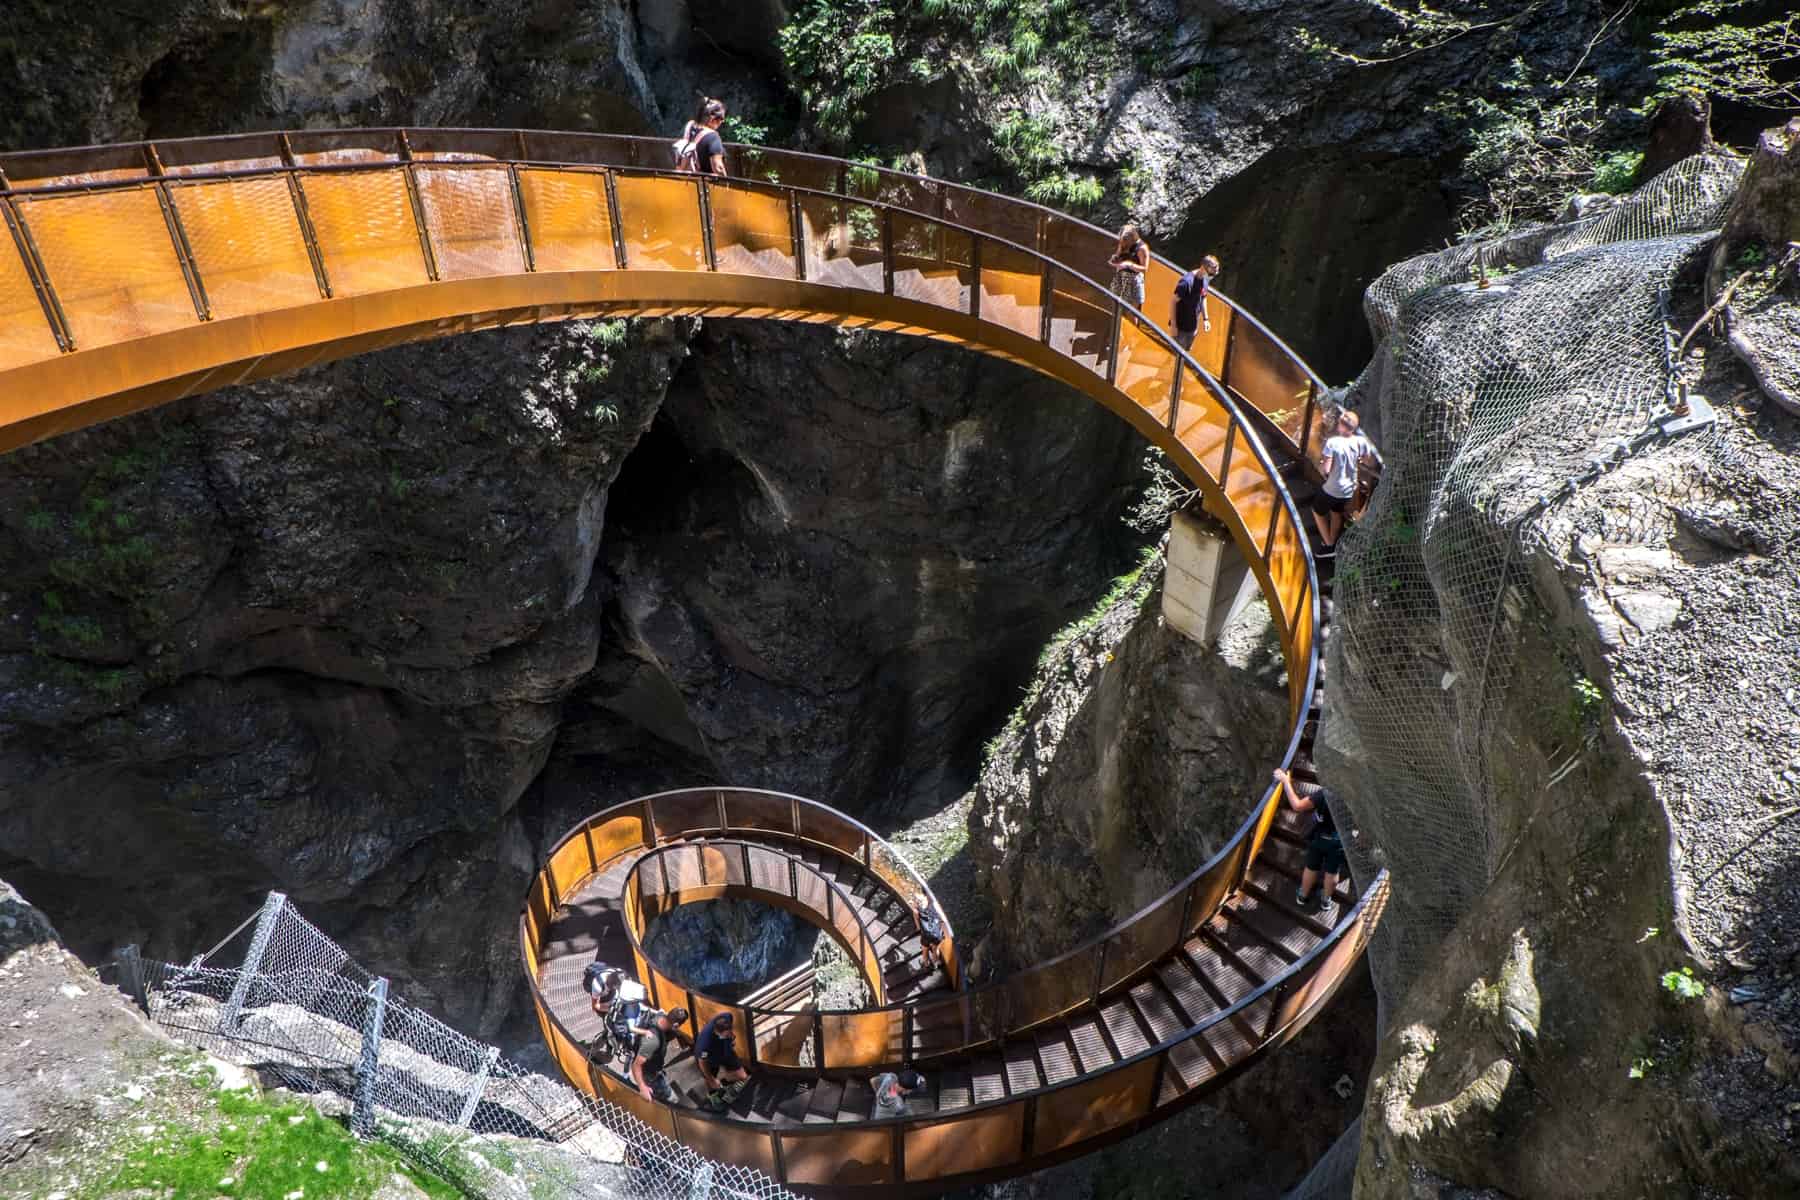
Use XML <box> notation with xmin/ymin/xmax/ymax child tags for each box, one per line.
<box><xmin>642</xmin><ymin>900</ymin><xmax>813</xmax><ymax>997</ymax></box>
<box><xmin>1710</xmin><ymin>117</ymin><xmax>1800</xmax><ymax>417</ymax></box>
<box><xmin>0</xmin><ymin>312</ymin><xmax>1144</xmax><ymax>1038</ymax></box>
<box><xmin>965</xmin><ymin>558</ymin><xmax>1379</xmax><ymax>1198</ymax></box>
<box><xmin>968</xmin><ymin>558</ymin><xmax>1288</xmax><ymax>971</ymax></box>
<box><xmin>1331</xmin><ymin>164</ymin><xmax>1800</xmax><ymax>1194</ymax></box>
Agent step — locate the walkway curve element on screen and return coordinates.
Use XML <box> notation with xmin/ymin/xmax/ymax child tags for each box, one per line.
<box><xmin>0</xmin><ymin>129</ymin><xmax>1388</xmax><ymax>1196</ymax></box>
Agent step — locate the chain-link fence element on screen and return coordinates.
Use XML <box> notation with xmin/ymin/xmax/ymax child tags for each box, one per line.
<box><xmin>124</xmin><ymin>892</ymin><xmax>797</xmax><ymax>1200</ymax></box>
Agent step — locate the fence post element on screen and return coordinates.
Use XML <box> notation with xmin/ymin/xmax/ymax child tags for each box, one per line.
<box><xmin>118</xmin><ymin>944</ymin><xmax>150</xmax><ymax>1016</ymax></box>
<box><xmin>456</xmin><ymin>1045</ymin><xmax>500</xmax><ymax>1129</ymax></box>
<box><xmin>218</xmin><ymin>891</ymin><xmax>286</xmax><ymax>1034</ymax></box>
<box><xmin>352</xmin><ymin>976</ymin><xmax>389</xmax><ymax>1138</ymax></box>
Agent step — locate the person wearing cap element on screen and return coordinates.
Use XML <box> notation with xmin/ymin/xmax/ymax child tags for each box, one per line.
<box><xmin>695</xmin><ymin>1012</ymin><xmax>751</xmax><ymax>1108</ymax></box>
<box><xmin>631</xmin><ymin>1006</ymin><xmax>690</xmax><ymax>1104</ymax></box>
<box><xmin>872</xmin><ymin>1067</ymin><xmax>927</xmax><ymax>1117</ymax></box>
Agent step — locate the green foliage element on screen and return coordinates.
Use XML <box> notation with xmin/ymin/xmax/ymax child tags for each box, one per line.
<box><xmin>720</xmin><ymin>116</ymin><xmax>769</xmax><ymax>145</ymax></box>
<box><xmin>1661</xmin><ymin>966</ymin><xmax>1705</xmax><ymax>1002</ymax></box>
<box><xmin>994</xmin><ymin>112</ymin><xmax>1063</xmax><ymax>178</ymax></box>
<box><xmin>103</xmin><ymin>1089</ymin><xmax>458</xmax><ymax>1200</ymax></box>
<box><xmin>1572</xmin><ymin>675</ymin><xmax>1605</xmax><ymax>726</ymax></box>
<box><xmin>778</xmin><ymin>3</ymin><xmax>899</xmax><ymax>143</ymax></box>
<box><xmin>778</xmin><ymin>0</ymin><xmax>1099</xmax><ymax>193</ymax></box>
<box><xmin>1024</xmin><ymin>171</ymin><xmax>1105</xmax><ymax>209</ymax></box>
<box><xmin>1649</xmin><ymin>2</ymin><xmax>1800</xmax><ymax>109</ymax></box>
<box><xmin>589</xmin><ymin>319</ymin><xmax>629</xmax><ymax>350</ymax></box>
<box><xmin>1591</xmin><ymin>149</ymin><xmax>1644</xmax><ymax>194</ymax></box>
<box><xmin>1172</xmin><ymin>64</ymin><xmax>1219</xmax><ymax>101</ymax></box>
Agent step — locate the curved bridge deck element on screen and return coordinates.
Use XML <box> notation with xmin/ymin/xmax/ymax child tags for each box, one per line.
<box><xmin>0</xmin><ymin>129</ymin><xmax>1386</xmax><ymax>1198</ymax></box>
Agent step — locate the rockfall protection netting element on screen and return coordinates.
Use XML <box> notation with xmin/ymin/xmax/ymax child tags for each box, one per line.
<box><xmin>132</xmin><ymin>893</ymin><xmax>797</xmax><ymax>1200</ymax></box>
<box><xmin>1284</xmin><ymin>152</ymin><xmax>1745</xmax><ymax>1200</ymax></box>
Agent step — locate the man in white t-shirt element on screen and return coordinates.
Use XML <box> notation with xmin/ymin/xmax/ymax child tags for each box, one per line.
<box><xmin>1310</xmin><ymin>410</ymin><xmax>1382</xmax><ymax>548</ymax></box>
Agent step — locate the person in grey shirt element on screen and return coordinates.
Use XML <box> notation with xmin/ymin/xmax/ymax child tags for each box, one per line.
<box><xmin>872</xmin><ymin>1068</ymin><xmax>927</xmax><ymax>1117</ymax></box>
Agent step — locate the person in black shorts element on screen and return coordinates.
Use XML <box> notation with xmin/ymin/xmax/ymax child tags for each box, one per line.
<box><xmin>630</xmin><ymin>1006</ymin><xmax>689</xmax><ymax>1104</ymax></box>
<box><xmin>1272</xmin><ymin>766</ymin><xmax>1346</xmax><ymax>916</ymax></box>
<box><xmin>695</xmin><ymin>1012</ymin><xmax>750</xmax><ymax>1108</ymax></box>
<box><xmin>916</xmin><ymin>898</ymin><xmax>945</xmax><ymax>973</ymax></box>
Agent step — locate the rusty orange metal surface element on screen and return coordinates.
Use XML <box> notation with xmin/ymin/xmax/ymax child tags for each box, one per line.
<box><xmin>0</xmin><ymin>130</ymin><xmax>1375</xmax><ymax>1197</ymax></box>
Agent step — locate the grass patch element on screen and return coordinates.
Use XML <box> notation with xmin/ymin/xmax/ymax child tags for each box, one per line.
<box><xmin>91</xmin><ymin>1087</ymin><xmax>458</xmax><ymax>1200</ymax></box>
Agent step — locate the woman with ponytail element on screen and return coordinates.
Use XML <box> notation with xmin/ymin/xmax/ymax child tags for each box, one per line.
<box><xmin>673</xmin><ymin>97</ymin><xmax>728</xmax><ymax>176</ymax></box>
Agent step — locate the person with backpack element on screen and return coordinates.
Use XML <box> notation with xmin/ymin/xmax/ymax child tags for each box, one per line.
<box><xmin>583</xmin><ymin>956</ymin><xmax>623</xmax><ymax>1020</ymax></box>
<box><xmin>1171</xmin><ymin>255</ymin><xmax>1221</xmax><ymax>351</ymax></box>
<box><xmin>673</xmin><ymin>98</ymin><xmax>728</xmax><ymax>176</ymax></box>
<box><xmin>630</xmin><ymin>1005</ymin><xmax>690</xmax><ymax>1104</ymax></box>
<box><xmin>1310</xmin><ymin>409</ymin><xmax>1383</xmax><ymax>549</ymax></box>
<box><xmin>1272</xmin><ymin>766</ymin><xmax>1345</xmax><ymax>917</ymax></box>
<box><xmin>1107</xmin><ymin>223</ymin><xmax>1150</xmax><ymax>307</ymax></box>
<box><xmin>915</xmin><ymin>898</ymin><xmax>945</xmax><ymax>973</ymax></box>
<box><xmin>871</xmin><ymin>1068</ymin><xmax>927</xmax><ymax>1117</ymax></box>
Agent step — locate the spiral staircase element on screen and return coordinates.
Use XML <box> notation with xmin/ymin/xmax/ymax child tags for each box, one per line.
<box><xmin>0</xmin><ymin>128</ymin><xmax>1388</xmax><ymax>1197</ymax></box>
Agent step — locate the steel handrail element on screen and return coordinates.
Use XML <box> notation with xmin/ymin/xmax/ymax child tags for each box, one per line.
<box><xmin>0</xmin><ymin>126</ymin><xmax>1331</xmax><ymax>459</ymax></box>
<box><xmin>679</xmin><ymin>869</ymin><xmax>1389</xmax><ymax>1131</ymax></box>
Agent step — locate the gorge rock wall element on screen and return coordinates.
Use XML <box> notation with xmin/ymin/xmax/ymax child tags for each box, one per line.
<box><xmin>964</xmin><ymin>561</ymin><xmax>1378</xmax><ymax>1198</ymax></box>
<box><xmin>1322</xmin><ymin>150</ymin><xmax>1800</xmax><ymax>1194</ymax></box>
<box><xmin>968</xmin><ymin>559</ymin><xmax>1288</xmax><ymax>971</ymax></box>
<box><xmin>0</xmin><ymin>308</ymin><xmax>1143</xmax><ymax>1035</ymax></box>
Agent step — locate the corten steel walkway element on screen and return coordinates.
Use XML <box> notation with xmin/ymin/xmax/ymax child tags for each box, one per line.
<box><xmin>0</xmin><ymin>129</ymin><xmax>1389</xmax><ymax>1196</ymax></box>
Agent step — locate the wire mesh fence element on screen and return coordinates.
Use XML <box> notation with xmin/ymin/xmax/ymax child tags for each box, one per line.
<box><xmin>1287</xmin><ymin>147</ymin><xmax>1747</xmax><ymax>1200</ymax></box>
<box><xmin>1329</xmin><ymin>150</ymin><xmax>1747</xmax><ymax>1026</ymax></box>
<box><xmin>129</xmin><ymin>892</ymin><xmax>798</xmax><ymax>1200</ymax></box>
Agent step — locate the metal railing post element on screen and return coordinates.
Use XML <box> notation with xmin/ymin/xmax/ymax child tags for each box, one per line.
<box><xmin>697</xmin><ymin>178</ymin><xmax>718</xmax><ymax>271</ymax></box>
<box><xmin>0</xmin><ymin>181</ymin><xmax>75</xmax><ymax>351</ymax></box>
<box><xmin>456</xmin><ymin>1045</ymin><xmax>499</xmax><ymax>1129</ymax></box>
<box><xmin>1166</xmin><ymin>358</ymin><xmax>1184</xmax><ymax>433</ymax></box>
<box><xmin>1297</xmin><ymin>381</ymin><xmax>1319</xmax><ymax>459</ymax></box>
<box><xmin>969</xmin><ymin>238</ymin><xmax>983</xmax><ymax>320</ymax></box>
<box><xmin>603</xmin><ymin>170</ymin><xmax>628</xmax><ymax>270</ymax></box>
<box><xmin>1038</xmin><ymin>263</ymin><xmax>1054</xmax><ymax>344</ymax></box>
<box><xmin>881</xmin><ymin>208</ymin><xmax>895</xmax><ymax>295</ymax></box>
<box><xmin>146</xmin><ymin>147</ymin><xmax>211</xmax><ymax>323</ymax></box>
<box><xmin>790</xmin><ymin>189</ymin><xmax>806</xmax><ymax>280</ymax></box>
<box><xmin>352</xmin><ymin>976</ymin><xmax>388</xmax><ymax>1138</ymax></box>
<box><xmin>1104</xmin><ymin>298</ymin><xmax>1121</xmax><ymax>386</ymax></box>
<box><xmin>218</xmin><ymin>890</ymin><xmax>286</xmax><ymax>1033</ymax></box>
<box><xmin>277</xmin><ymin>135</ymin><xmax>332</xmax><ymax>299</ymax></box>
<box><xmin>118</xmin><ymin>943</ymin><xmax>150</xmax><ymax>1015</ymax></box>
<box><xmin>507</xmin><ymin>164</ymin><xmax>535</xmax><ymax>272</ymax></box>
<box><xmin>395</xmin><ymin>131</ymin><xmax>440</xmax><ymax>282</ymax></box>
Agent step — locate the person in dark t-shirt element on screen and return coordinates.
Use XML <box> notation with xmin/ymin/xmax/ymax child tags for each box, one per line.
<box><xmin>1171</xmin><ymin>255</ymin><xmax>1220</xmax><ymax>352</ymax></box>
<box><xmin>630</xmin><ymin>1006</ymin><xmax>689</xmax><ymax>1103</ymax></box>
<box><xmin>677</xmin><ymin>97</ymin><xmax>729</xmax><ymax>177</ymax></box>
<box><xmin>695</xmin><ymin>1012</ymin><xmax>750</xmax><ymax>1108</ymax></box>
<box><xmin>1273</xmin><ymin>765</ymin><xmax>1346</xmax><ymax>916</ymax></box>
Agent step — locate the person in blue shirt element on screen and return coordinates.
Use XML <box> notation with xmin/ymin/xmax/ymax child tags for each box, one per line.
<box><xmin>696</xmin><ymin>1012</ymin><xmax>751</xmax><ymax>1109</ymax></box>
<box><xmin>1171</xmin><ymin>255</ymin><xmax>1221</xmax><ymax>352</ymax></box>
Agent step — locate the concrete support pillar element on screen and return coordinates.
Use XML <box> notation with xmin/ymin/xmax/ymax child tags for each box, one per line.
<box><xmin>1163</xmin><ymin>510</ymin><xmax>1257</xmax><ymax>645</ymax></box>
